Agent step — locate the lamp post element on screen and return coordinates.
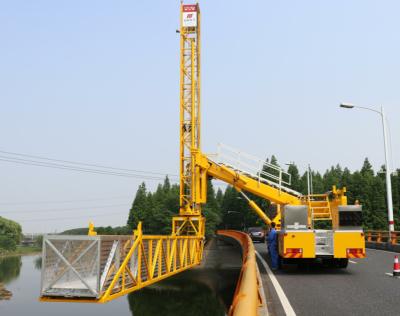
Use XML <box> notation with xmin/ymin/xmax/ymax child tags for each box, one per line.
<box><xmin>340</xmin><ymin>103</ymin><xmax>394</xmax><ymax>231</ymax></box>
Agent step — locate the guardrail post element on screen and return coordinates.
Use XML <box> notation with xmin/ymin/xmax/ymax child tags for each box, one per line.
<box><xmin>391</xmin><ymin>232</ymin><xmax>397</xmax><ymax>245</ymax></box>
<box><xmin>377</xmin><ymin>232</ymin><xmax>382</xmax><ymax>243</ymax></box>
<box><xmin>367</xmin><ymin>232</ymin><xmax>372</xmax><ymax>242</ymax></box>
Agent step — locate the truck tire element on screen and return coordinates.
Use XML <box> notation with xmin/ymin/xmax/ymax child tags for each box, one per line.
<box><xmin>336</xmin><ymin>258</ymin><xmax>348</xmax><ymax>269</ymax></box>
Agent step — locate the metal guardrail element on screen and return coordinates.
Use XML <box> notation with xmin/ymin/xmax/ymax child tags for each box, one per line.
<box><xmin>217</xmin><ymin>230</ymin><xmax>266</xmax><ymax>316</ymax></box>
<box><xmin>365</xmin><ymin>230</ymin><xmax>400</xmax><ymax>245</ymax></box>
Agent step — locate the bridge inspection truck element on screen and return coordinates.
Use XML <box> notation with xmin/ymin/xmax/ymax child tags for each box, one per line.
<box><xmin>39</xmin><ymin>1</ymin><xmax>365</xmax><ymax>304</ymax></box>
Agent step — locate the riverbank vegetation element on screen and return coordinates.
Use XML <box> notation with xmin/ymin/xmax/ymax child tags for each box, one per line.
<box><xmin>61</xmin><ymin>226</ymin><xmax>131</xmax><ymax>235</ymax></box>
<box><xmin>0</xmin><ymin>217</ymin><xmax>42</xmax><ymax>257</ymax></box>
<box><xmin>2</xmin><ymin>245</ymin><xmax>42</xmax><ymax>257</ymax></box>
<box><xmin>0</xmin><ymin>217</ymin><xmax>22</xmax><ymax>256</ymax></box>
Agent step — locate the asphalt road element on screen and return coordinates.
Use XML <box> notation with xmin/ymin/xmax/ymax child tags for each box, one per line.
<box><xmin>255</xmin><ymin>243</ymin><xmax>400</xmax><ymax>316</ymax></box>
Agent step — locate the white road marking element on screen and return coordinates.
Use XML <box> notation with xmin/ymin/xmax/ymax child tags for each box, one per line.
<box><xmin>256</xmin><ymin>251</ymin><xmax>296</xmax><ymax>316</ymax></box>
<box><xmin>385</xmin><ymin>272</ymin><xmax>400</xmax><ymax>278</ymax></box>
<box><xmin>349</xmin><ymin>260</ymin><xmax>357</xmax><ymax>264</ymax></box>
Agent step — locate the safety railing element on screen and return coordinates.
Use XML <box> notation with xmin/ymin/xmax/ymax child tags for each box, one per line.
<box><xmin>40</xmin><ymin>222</ymin><xmax>204</xmax><ymax>303</ymax></box>
<box><xmin>216</xmin><ymin>143</ymin><xmax>302</xmax><ymax>197</ymax></box>
<box><xmin>217</xmin><ymin>230</ymin><xmax>266</xmax><ymax>316</ymax></box>
<box><xmin>365</xmin><ymin>231</ymin><xmax>400</xmax><ymax>245</ymax></box>
<box><xmin>216</xmin><ymin>143</ymin><xmax>290</xmax><ymax>186</ymax></box>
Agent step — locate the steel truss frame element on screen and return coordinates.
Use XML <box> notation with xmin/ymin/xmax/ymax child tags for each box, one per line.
<box><xmin>41</xmin><ymin>222</ymin><xmax>204</xmax><ymax>303</ymax></box>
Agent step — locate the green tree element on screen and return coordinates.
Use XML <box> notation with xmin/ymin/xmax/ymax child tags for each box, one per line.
<box><xmin>202</xmin><ymin>179</ymin><xmax>222</xmax><ymax>236</ymax></box>
<box><xmin>261</xmin><ymin>155</ymin><xmax>280</xmax><ymax>181</ymax></box>
<box><xmin>216</xmin><ymin>188</ymin><xmax>224</xmax><ymax>208</ymax></box>
<box><xmin>287</xmin><ymin>163</ymin><xmax>302</xmax><ymax>192</ymax></box>
<box><xmin>126</xmin><ymin>177</ymin><xmax>222</xmax><ymax>236</ymax></box>
<box><xmin>127</xmin><ymin>182</ymin><xmax>149</xmax><ymax>230</ymax></box>
<box><xmin>0</xmin><ymin>217</ymin><xmax>22</xmax><ymax>254</ymax></box>
<box><xmin>120</xmin><ymin>158</ymin><xmax>400</xmax><ymax>235</ymax></box>
<box><xmin>219</xmin><ymin>186</ymin><xmax>263</xmax><ymax>230</ymax></box>
<box><xmin>323</xmin><ymin>164</ymin><xmax>343</xmax><ymax>191</ymax></box>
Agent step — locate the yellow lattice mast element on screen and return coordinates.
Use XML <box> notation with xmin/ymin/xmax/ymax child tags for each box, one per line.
<box><xmin>174</xmin><ymin>2</ymin><xmax>206</xmax><ymax>236</ymax></box>
<box><xmin>179</xmin><ymin>2</ymin><xmax>203</xmax><ymax>214</ymax></box>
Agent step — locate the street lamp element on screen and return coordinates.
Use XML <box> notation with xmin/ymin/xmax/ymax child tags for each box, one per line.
<box><xmin>339</xmin><ymin>103</ymin><xmax>355</xmax><ymax>109</ymax></box>
<box><xmin>339</xmin><ymin>103</ymin><xmax>394</xmax><ymax>231</ymax></box>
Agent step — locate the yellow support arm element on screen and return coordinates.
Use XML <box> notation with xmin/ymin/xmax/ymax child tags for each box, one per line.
<box><xmin>236</xmin><ymin>190</ymin><xmax>272</xmax><ymax>226</ymax></box>
<box><xmin>195</xmin><ymin>152</ymin><xmax>301</xmax><ymax>206</ymax></box>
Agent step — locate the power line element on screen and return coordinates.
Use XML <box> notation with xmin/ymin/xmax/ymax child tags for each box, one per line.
<box><xmin>17</xmin><ymin>211</ymin><xmax>129</xmax><ymax>222</ymax></box>
<box><xmin>0</xmin><ymin>195</ymin><xmax>132</xmax><ymax>206</ymax></box>
<box><xmin>0</xmin><ymin>156</ymin><xmax>176</xmax><ymax>181</ymax></box>
<box><xmin>0</xmin><ymin>149</ymin><xmax>178</xmax><ymax>177</ymax></box>
<box><xmin>0</xmin><ymin>203</ymin><xmax>129</xmax><ymax>215</ymax></box>
<box><xmin>0</xmin><ymin>155</ymin><xmax>172</xmax><ymax>179</ymax></box>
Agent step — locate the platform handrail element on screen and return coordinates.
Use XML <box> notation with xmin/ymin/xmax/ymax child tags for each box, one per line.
<box><xmin>217</xmin><ymin>230</ymin><xmax>265</xmax><ymax>316</ymax></box>
<box><xmin>216</xmin><ymin>143</ymin><xmax>294</xmax><ymax>191</ymax></box>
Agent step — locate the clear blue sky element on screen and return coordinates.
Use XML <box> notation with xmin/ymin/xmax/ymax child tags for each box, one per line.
<box><xmin>0</xmin><ymin>0</ymin><xmax>399</xmax><ymax>233</ymax></box>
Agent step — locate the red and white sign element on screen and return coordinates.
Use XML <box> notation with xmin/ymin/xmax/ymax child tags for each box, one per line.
<box><xmin>182</xmin><ymin>4</ymin><xmax>197</xmax><ymax>27</ymax></box>
<box><xmin>183</xmin><ymin>5</ymin><xmax>197</xmax><ymax>12</ymax></box>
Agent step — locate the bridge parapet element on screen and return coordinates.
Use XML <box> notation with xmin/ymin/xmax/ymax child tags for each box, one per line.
<box><xmin>365</xmin><ymin>230</ymin><xmax>400</xmax><ymax>252</ymax></box>
<box><xmin>217</xmin><ymin>230</ymin><xmax>267</xmax><ymax>316</ymax></box>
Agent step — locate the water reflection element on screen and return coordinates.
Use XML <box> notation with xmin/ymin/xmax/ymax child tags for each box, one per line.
<box><xmin>34</xmin><ymin>256</ymin><xmax>42</xmax><ymax>270</ymax></box>
<box><xmin>0</xmin><ymin>253</ymin><xmax>238</xmax><ymax>316</ymax></box>
<box><xmin>128</xmin><ymin>268</ymin><xmax>238</xmax><ymax>316</ymax></box>
<box><xmin>0</xmin><ymin>256</ymin><xmax>22</xmax><ymax>300</ymax></box>
<box><xmin>0</xmin><ymin>256</ymin><xmax>22</xmax><ymax>284</ymax></box>
<box><xmin>128</xmin><ymin>280</ymin><xmax>226</xmax><ymax>316</ymax></box>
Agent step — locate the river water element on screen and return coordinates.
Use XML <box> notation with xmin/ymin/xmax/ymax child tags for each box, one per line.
<box><xmin>0</xmin><ymin>243</ymin><xmax>240</xmax><ymax>316</ymax></box>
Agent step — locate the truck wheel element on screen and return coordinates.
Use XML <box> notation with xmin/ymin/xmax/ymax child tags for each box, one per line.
<box><xmin>336</xmin><ymin>259</ymin><xmax>348</xmax><ymax>269</ymax></box>
<box><xmin>297</xmin><ymin>259</ymin><xmax>311</xmax><ymax>270</ymax></box>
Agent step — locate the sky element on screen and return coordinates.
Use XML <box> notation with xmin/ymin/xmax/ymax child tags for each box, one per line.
<box><xmin>0</xmin><ymin>0</ymin><xmax>399</xmax><ymax>233</ymax></box>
